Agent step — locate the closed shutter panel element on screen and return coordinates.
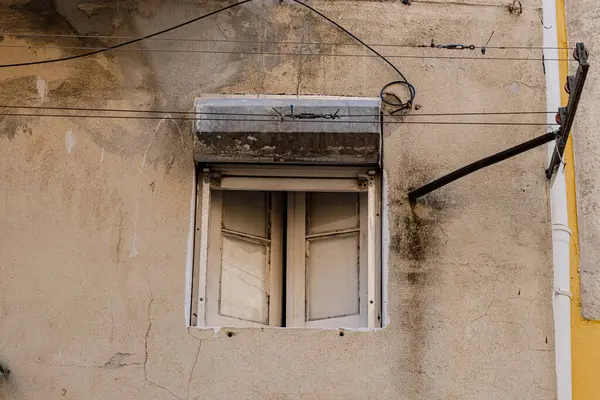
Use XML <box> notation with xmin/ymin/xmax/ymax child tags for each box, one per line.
<box><xmin>287</xmin><ymin>192</ymin><xmax>367</xmax><ymax>328</ymax></box>
<box><xmin>206</xmin><ymin>191</ymin><xmax>283</xmax><ymax>327</ymax></box>
<box><xmin>306</xmin><ymin>192</ymin><xmax>361</xmax><ymax>326</ymax></box>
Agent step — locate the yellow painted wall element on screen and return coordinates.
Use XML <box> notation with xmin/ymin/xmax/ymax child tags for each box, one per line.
<box><xmin>558</xmin><ymin>0</ymin><xmax>600</xmax><ymax>397</ymax></box>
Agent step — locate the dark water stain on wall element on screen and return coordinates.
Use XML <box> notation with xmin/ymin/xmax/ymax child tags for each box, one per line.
<box><xmin>53</xmin><ymin>0</ymin><xmax>123</xmax><ymax>36</ymax></box>
<box><xmin>389</xmin><ymin>167</ymin><xmax>450</xmax><ymax>263</ymax></box>
<box><xmin>0</xmin><ymin>76</ymin><xmax>38</xmax><ymax>104</ymax></box>
<box><xmin>386</xmin><ymin>163</ymin><xmax>454</xmax><ymax>399</ymax></box>
<box><xmin>0</xmin><ymin>0</ymin><xmax>190</xmax><ymax>169</ymax></box>
<box><xmin>7</xmin><ymin>0</ymin><xmax>76</xmax><ymax>36</ymax></box>
<box><xmin>0</xmin><ymin>116</ymin><xmax>33</xmax><ymax>141</ymax></box>
<box><xmin>395</xmin><ymin>205</ymin><xmax>440</xmax><ymax>399</ymax></box>
<box><xmin>0</xmin><ymin>76</ymin><xmax>38</xmax><ymax>141</ymax></box>
<box><xmin>396</xmin><ymin>210</ymin><xmax>436</xmax><ymax>262</ymax></box>
<box><xmin>50</xmin><ymin>60</ymin><xmax>123</xmax><ymax>105</ymax></box>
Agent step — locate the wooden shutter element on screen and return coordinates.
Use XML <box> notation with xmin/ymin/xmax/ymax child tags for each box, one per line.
<box><xmin>286</xmin><ymin>192</ymin><xmax>368</xmax><ymax>328</ymax></box>
<box><xmin>205</xmin><ymin>191</ymin><xmax>283</xmax><ymax>327</ymax></box>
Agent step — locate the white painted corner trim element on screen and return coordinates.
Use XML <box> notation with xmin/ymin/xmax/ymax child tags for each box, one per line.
<box><xmin>542</xmin><ymin>0</ymin><xmax>572</xmax><ymax>398</ymax></box>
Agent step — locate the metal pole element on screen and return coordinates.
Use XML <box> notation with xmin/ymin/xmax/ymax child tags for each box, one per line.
<box><xmin>546</xmin><ymin>42</ymin><xmax>589</xmax><ymax>178</ymax></box>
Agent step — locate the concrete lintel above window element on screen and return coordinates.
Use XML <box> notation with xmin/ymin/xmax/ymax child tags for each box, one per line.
<box><xmin>193</xmin><ymin>94</ymin><xmax>381</xmax><ymax>166</ymax></box>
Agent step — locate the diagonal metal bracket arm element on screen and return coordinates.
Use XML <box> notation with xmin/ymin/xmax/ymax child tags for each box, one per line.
<box><xmin>546</xmin><ymin>42</ymin><xmax>590</xmax><ymax>179</ymax></box>
<box><xmin>408</xmin><ymin>42</ymin><xmax>589</xmax><ymax>202</ymax></box>
<box><xmin>408</xmin><ymin>131</ymin><xmax>558</xmax><ymax>203</ymax></box>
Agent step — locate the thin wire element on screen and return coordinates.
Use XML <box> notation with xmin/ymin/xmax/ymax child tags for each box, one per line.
<box><xmin>288</xmin><ymin>0</ymin><xmax>415</xmax><ymax>112</ymax></box>
<box><xmin>0</xmin><ymin>112</ymin><xmax>557</xmax><ymax>125</ymax></box>
<box><xmin>554</xmin><ymin>135</ymin><xmax>567</xmax><ymax>168</ymax></box>
<box><xmin>483</xmin><ymin>31</ymin><xmax>495</xmax><ymax>48</ymax></box>
<box><xmin>389</xmin><ymin>111</ymin><xmax>554</xmax><ymax>116</ymax></box>
<box><xmin>0</xmin><ymin>44</ymin><xmax>571</xmax><ymax>60</ymax></box>
<box><xmin>484</xmin><ymin>45</ymin><xmax>572</xmax><ymax>50</ymax></box>
<box><xmin>0</xmin><ymin>32</ymin><xmax>576</xmax><ymax>50</ymax></box>
<box><xmin>0</xmin><ymin>104</ymin><xmax>556</xmax><ymax>117</ymax></box>
<box><xmin>0</xmin><ymin>0</ymin><xmax>253</xmax><ymax>68</ymax></box>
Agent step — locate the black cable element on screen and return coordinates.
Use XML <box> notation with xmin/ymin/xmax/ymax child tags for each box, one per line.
<box><xmin>0</xmin><ymin>104</ymin><xmax>556</xmax><ymax>117</ymax></box>
<box><xmin>0</xmin><ymin>0</ymin><xmax>253</xmax><ymax>68</ymax></box>
<box><xmin>0</xmin><ymin>112</ymin><xmax>557</xmax><ymax>125</ymax></box>
<box><xmin>0</xmin><ymin>103</ymin><xmax>348</xmax><ymax>116</ymax></box>
<box><xmin>1</xmin><ymin>32</ymin><xmax>576</xmax><ymax>50</ymax></box>
<box><xmin>0</xmin><ymin>2</ymin><xmax>572</xmax><ymax>68</ymax></box>
<box><xmin>0</xmin><ymin>44</ymin><xmax>573</xmax><ymax>61</ymax></box>
<box><xmin>287</xmin><ymin>0</ymin><xmax>415</xmax><ymax>113</ymax></box>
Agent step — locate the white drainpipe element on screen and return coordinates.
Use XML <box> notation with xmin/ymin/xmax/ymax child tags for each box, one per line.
<box><xmin>542</xmin><ymin>1</ymin><xmax>572</xmax><ymax>399</ymax></box>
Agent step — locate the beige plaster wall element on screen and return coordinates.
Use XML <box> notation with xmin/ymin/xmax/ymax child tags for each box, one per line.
<box><xmin>0</xmin><ymin>1</ymin><xmax>555</xmax><ymax>399</ymax></box>
<box><xmin>566</xmin><ymin>0</ymin><xmax>600</xmax><ymax>320</ymax></box>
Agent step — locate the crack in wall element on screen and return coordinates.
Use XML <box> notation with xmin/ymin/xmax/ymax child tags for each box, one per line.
<box><xmin>185</xmin><ymin>336</ymin><xmax>202</xmax><ymax>400</ymax></box>
<box><xmin>142</xmin><ymin>285</ymin><xmax>183</xmax><ymax>400</ymax></box>
<box><xmin>44</xmin><ymin>353</ymin><xmax>141</xmax><ymax>370</ymax></box>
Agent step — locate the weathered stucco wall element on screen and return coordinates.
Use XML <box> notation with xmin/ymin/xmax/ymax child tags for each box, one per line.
<box><xmin>0</xmin><ymin>0</ymin><xmax>555</xmax><ymax>399</ymax></box>
<box><xmin>567</xmin><ymin>0</ymin><xmax>600</xmax><ymax>319</ymax></box>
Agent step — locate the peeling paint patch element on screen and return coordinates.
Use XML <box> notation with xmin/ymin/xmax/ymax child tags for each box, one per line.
<box><xmin>78</xmin><ymin>2</ymin><xmax>111</xmax><ymax>17</ymax></box>
<box><xmin>129</xmin><ymin>188</ymin><xmax>140</xmax><ymax>258</ymax></box>
<box><xmin>100</xmin><ymin>147</ymin><xmax>104</xmax><ymax>163</ymax></box>
<box><xmin>36</xmin><ymin>76</ymin><xmax>48</xmax><ymax>103</ymax></box>
<box><xmin>104</xmin><ymin>352</ymin><xmax>132</xmax><ymax>368</ymax></box>
<box><xmin>65</xmin><ymin>130</ymin><xmax>75</xmax><ymax>154</ymax></box>
<box><xmin>129</xmin><ymin>237</ymin><xmax>138</xmax><ymax>258</ymax></box>
<box><xmin>194</xmin><ymin>130</ymin><xmax>379</xmax><ymax>164</ymax></box>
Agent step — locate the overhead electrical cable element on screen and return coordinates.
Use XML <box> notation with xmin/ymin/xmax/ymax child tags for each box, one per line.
<box><xmin>0</xmin><ymin>112</ymin><xmax>557</xmax><ymax>126</ymax></box>
<box><xmin>0</xmin><ymin>104</ymin><xmax>556</xmax><ymax>117</ymax></box>
<box><xmin>0</xmin><ymin>44</ymin><xmax>573</xmax><ymax>60</ymax></box>
<box><xmin>0</xmin><ymin>0</ymin><xmax>568</xmax><ymax>116</ymax></box>
<box><xmin>287</xmin><ymin>0</ymin><xmax>415</xmax><ymax>113</ymax></box>
<box><xmin>0</xmin><ymin>32</ymin><xmax>576</xmax><ymax>50</ymax></box>
<box><xmin>0</xmin><ymin>0</ymin><xmax>253</xmax><ymax>68</ymax></box>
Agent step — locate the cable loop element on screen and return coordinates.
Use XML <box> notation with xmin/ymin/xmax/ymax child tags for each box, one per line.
<box><xmin>289</xmin><ymin>0</ymin><xmax>416</xmax><ymax>113</ymax></box>
<box><xmin>380</xmin><ymin>81</ymin><xmax>416</xmax><ymax>113</ymax></box>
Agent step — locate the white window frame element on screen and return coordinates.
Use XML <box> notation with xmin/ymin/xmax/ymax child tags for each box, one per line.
<box><xmin>190</xmin><ymin>166</ymin><xmax>381</xmax><ymax>329</ymax></box>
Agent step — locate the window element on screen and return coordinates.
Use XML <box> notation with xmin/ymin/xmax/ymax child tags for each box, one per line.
<box><xmin>190</xmin><ymin>165</ymin><xmax>382</xmax><ymax>329</ymax></box>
